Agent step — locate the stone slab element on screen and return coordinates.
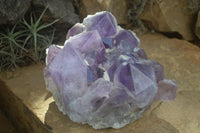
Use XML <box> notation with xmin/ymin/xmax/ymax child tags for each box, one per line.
<box><xmin>0</xmin><ymin>78</ymin><xmax>50</xmax><ymax>133</ymax></box>
<box><xmin>141</xmin><ymin>0</ymin><xmax>195</xmax><ymax>40</ymax></box>
<box><xmin>140</xmin><ymin>33</ymin><xmax>200</xmax><ymax>92</ymax></box>
<box><xmin>1</xmin><ymin>33</ymin><xmax>200</xmax><ymax>133</ymax></box>
<box><xmin>0</xmin><ymin>109</ymin><xmax>15</xmax><ymax>133</ymax></box>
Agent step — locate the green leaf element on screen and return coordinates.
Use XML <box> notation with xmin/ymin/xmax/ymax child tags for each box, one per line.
<box><xmin>33</xmin><ymin>32</ymin><xmax>38</xmax><ymax>57</ymax></box>
<box><xmin>37</xmin><ymin>34</ymin><xmax>48</xmax><ymax>40</ymax></box>
<box><xmin>23</xmin><ymin>34</ymin><xmax>32</xmax><ymax>47</ymax></box>
<box><xmin>23</xmin><ymin>18</ymin><xmax>31</xmax><ymax>30</ymax></box>
<box><xmin>31</xmin><ymin>13</ymin><xmax>34</xmax><ymax>26</ymax></box>
<box><xmin>12</xmin><ymin>40</ymin><xmax>27</xmax><ymax>51</ymax></box>
<box><xmin>37</xmin><ymin>19</ymin><xmax>59</xmax><ymax>31</ymax></box>
<box><xmin>35</xmin><ymin>6</ymin><xmax>48</xmax><ymax>28</ymax></box>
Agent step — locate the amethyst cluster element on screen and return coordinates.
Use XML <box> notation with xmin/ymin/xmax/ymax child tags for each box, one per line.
<box><xmin>44</xmin><ymin>11</ymin><xmax>177</xmax><ymax>129</ymax></box>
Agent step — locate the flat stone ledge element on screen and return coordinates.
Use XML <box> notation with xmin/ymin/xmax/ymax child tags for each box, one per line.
<box><xmin>0</xmin><ymin>109</ymin><xmax>15</xmax><ymax>133</ymax></box>
<box><xmin>0</xmin><ymin>33</ymin><xmax>200</xmax><ymax>133</ymax></box>
<box><xmin>0</xmin><ymin>78</ymin><xmax>50</xmax><ymax>133</ymax></box>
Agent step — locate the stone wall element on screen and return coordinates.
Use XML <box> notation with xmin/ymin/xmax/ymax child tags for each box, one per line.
<box><xmin>0</xmin><ymin>0</ymin><xmax>200</xmax><ymax>43</ymax></box>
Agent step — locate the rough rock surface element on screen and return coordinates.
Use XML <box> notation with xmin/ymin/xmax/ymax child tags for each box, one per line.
<box><xmin>79</xmin><ymin>0</ymin><xmax>128</xmax><ymax>25</ymax></box>
<box><xmin>140</xmin><ymin>33</ymin><xmax>200</xmax><ymax>133</ymax></box>
<box><xmin>0</xmin><ymin>0</ymin><xmax>31</xmax><ymax>24</ymax></box>
<box><xmin>141</xmin><ymin>0</ymin><xmax>195</xmax><ymax>40</ymax></box>
<box><xmin>32</xmin><ymin>0</ymin><xmax>80</xmax><ymax>43</ymax></box>
<box><xmin>0</xmin><ymin>0</ymin><xmax>79</xmax><ymax>26</ymax></box>
<box><xmin>32</xmin><ymin>0</ymin><xmax>79</xmax><ymax>25</ymax></box>
<box><xmin>140</xmin><ymin>33</ymin><xmax>200</xmax><ymax>92</ymax></box>
<box><xmin>153</xmin><ymin>91</ymin><xmax>200</xmax><ymax>133</ymax></box>
<box><xmin>195</xmin><ymin>11</ymin><xmax>200</xmax><ymax>39</ymax></box>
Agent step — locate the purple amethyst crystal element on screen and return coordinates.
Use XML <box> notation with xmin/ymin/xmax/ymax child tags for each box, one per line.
<box><xmin>44</xmin><ymin>11</ymin><xmax>177</xmax><ymax>129</ymax></box>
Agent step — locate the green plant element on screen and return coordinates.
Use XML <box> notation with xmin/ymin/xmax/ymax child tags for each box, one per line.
<box><xmin>0</xmin><ymin>6</ymin><xmax>58</xmax><ymax>72</ymax></box>
<box><xmin>22</xmin><ymin>6</ymin><xmax>58</xmax><ymax>61</ymax></box>
<box><xmin>0</xmin><ymin>24</ymin><xmax>26</xmax><ymax>71</ymax></box>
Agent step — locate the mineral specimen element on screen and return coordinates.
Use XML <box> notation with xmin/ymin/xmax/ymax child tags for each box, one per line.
<box><xmin>44</xmin><ymin>11</ymin><xmax>177</xmax><ymax>129</ymax></box>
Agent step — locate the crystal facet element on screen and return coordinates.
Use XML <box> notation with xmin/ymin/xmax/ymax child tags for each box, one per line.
<box><xmin>44</xmin><ymin>11</ymin><xmax>177</xmax><ymax>129</ymax></box>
